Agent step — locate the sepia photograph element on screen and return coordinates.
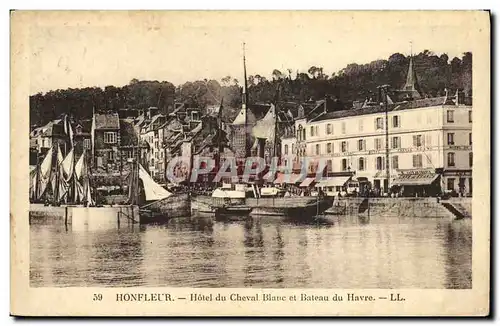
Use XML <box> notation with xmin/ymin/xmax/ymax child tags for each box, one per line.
<box><xmin>11</xmin><ymin>10</ymin><xmax>490</xmax><ymax>316</ymax></box>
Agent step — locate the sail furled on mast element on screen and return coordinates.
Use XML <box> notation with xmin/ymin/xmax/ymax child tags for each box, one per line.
<box><xmin>72</xmin><ymin>149</ymin><xmax>94</xmax><ymax>205</ymax></box>
<box><xmin>52</xmin><ymin>144</ymin><xmax>68</xmax><ymax>203</ymax></box>
<box><xmin>61</xmin><ymin>148</ymin><xmax>75</xmax><ymax>182</ymax></box>
<box><xmin>36</xmin><ymin>146</ymin><xmax>54</xmax><ymax>199</ymax></box>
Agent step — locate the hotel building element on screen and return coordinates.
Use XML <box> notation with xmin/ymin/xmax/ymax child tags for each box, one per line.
<box><xmin>281</xmin><ymin>60</ymin><xmax>473</xmax><ymax>196</ymax></box>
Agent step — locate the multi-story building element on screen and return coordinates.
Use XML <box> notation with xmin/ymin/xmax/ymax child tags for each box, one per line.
<box><xmin>29</xmin><ymin>119</ymin><xmax>67</xmax><ymax>156</ymax></box>
<box><xmin>91</xmin><ymin>112</ymin><xmax>121</xmax><ymax>171</ymax></box>
<box><xmin>73</xmin><ymin>120</ymin><xmax>92</xmax><ymax>160</ymax></box>
<box><xmin>281</xmin><ymin>60</ymin><xmax>473</xmax><ymax>196</ymax></box>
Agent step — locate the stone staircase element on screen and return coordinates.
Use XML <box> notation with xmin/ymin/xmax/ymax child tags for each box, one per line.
<box><xmin>441</xmin><ymin>201</ymin><xmax>472</xmax><ymax>219</ymax></box>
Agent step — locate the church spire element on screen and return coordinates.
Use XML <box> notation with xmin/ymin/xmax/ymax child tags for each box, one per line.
<box><xmin>402</xmin><ymin>43</ymin><xmax>421</xmax><ymax>99</ymax></box>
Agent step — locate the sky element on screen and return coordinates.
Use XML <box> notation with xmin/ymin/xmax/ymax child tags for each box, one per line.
<box><xmin>28</xmin><ymin>11</ymin><xmax>478</xmax><ymax>94</ymax></box>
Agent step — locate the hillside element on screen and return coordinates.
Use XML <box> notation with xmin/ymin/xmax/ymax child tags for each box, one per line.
<box><xmin>29</xmin><ymin>50</ymin><xmax>472</xmax><ymax>127</ymax></box>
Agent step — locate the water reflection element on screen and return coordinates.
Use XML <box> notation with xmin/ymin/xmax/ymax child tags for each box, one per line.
<box><xmin>30</xmin><ymin>214</ymin><xmax>472</xmax><ymax>289</ymax></box>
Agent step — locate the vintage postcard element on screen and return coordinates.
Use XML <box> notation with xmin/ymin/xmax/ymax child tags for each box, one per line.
<box><xmin>10</xmin><ymin>10</ymin><xmax>490</xmax><ymax>316</ymax></box>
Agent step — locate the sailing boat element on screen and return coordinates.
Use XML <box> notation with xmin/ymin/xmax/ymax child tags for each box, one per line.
<box><xmin>196</xmin><ymin>45</ymin><xmax>333</xmax><ymax>220</ymax></box>
<box><xmin>29</xmin><ymin>146</ymin><xmax>54</xmax><ymax>203</ymax></box>
<box><xmin>130</xmin><ymin>160</ymin><xmax>191</xmax><ymax>222</ymax></box>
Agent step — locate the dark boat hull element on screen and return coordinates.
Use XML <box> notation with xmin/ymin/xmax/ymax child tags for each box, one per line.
<box><xmin>139</xmin><ymin>192</ymin><xmax>191</xmax><ymax>223</ymax></box>
<box><xmin>248</xmin><ymin>197</ymin><xmax>333</xmax><ymax>220</ymax></box>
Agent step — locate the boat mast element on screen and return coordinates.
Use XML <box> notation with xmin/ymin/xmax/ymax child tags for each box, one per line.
<box><xmin>34</xmin><ymin>153</ymin><xmax>41</xmax><ymax>201</ymax></box>
<box><xmin>242</xmin><ymin>42</ymin><xmax>249</xmax><ymax>158</ymax></box>
<box><xmin>135</xmin><ymin>131</ymin><xmax>140</xmax><ymax>205</ymax></box>
<box><xmin>54</xmin><ymin>143</ymin><xmax>60</xmax><ymax>204</ymax></box>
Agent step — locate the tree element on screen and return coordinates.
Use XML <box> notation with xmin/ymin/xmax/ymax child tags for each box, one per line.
<box><xmin>272</xmin><ymin>69</ymin><xmax>284</xmax><ymax>81</ymax></box>
<box><xmin>221</xmin><ymin>76</ymin><xmax>231</xmax><ymax>86</ymax></box>
<box><xmin>29</xmin><ymin>50</ymin><xmax>473</xmax><ymax>127</ymax></box>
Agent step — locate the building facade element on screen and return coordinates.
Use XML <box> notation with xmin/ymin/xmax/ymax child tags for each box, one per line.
<box><xmin>281</xmin><ymin>94</ymin><xmax>472</xmax><ymax>195</ymax></box>
<box><xmin>91</xmin><ymin>112</ymin><xmax>121</xmax><ymax>171</ymax></box>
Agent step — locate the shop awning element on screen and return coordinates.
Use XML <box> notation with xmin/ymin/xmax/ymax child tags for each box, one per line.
<box><xmin>316</xmin><ymin>176</ymin><xmax>351</xmax><ymax>188</ymax></box>
<box><xmin>274</xmin><ymin>173</ymin><xmax>305</xmax><ymax>184</ymax></box>
<box><xmin>299</xmin><ymin>177</ymin><xmax>316</xmax><ymax>187</ymax></box>
<box><xmin>393</xmin><ymin>171</ymin><xmax>440</xmax><ymax>186</ymax></box>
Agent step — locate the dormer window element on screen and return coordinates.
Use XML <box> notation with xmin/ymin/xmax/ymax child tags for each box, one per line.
<box><xmin>191</xmin><ymin>111</ymin><xmax>200</xmax><ymax>121</ymax></box>
<box><xmin>76</xmin><ymin>125</ymin><xmax>83</xmax><ymax>134</ymax></box>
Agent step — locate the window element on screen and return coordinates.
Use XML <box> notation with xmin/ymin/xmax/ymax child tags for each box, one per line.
<box><xmin>341</xmin><ymin>122</ymin><xmax>346</xmax><ymax>134</ymax></box>
<box><xmin>310</xmin><ymin>126</ymin><xmax>314</xmax><ymax>137</ymax></box>
<box><xmin>327</xmin><ymin>143</ymin><xmax>332</xmax><ymax>154</ymax></box>
<box><xmin>284</xmin><ymin>144</ymin><xmax>289</xmax><ymax>155</ymax></box>
<box><xmin>341</xmin><ymin>141</ymin><xmax>347</xmax><ymax>153</ymax></box>
<box><xmin>302</xmin><ymin>129</ymin><xmax>306</xmax><ymax>141</ymax></box>
<box><xmin>341</xmin><ymin>158</ymin><xmax>348</xmax><ymax>171</ymax></box>
<box><xmin>447</xmin><ymin>178</ymin><xmax>455</xmax><ymax>191</ymax></box>
<box><xmin>376</xmin><ymin>117</ymin><xmax>384</xmax><ymax>130</ymax></box>
<box><xmin>393</xmin><ymin>116</ymin><xmax>400</xmax><ymax>128</ymax></box>
<box><xmin>447</xmin><ymin>152</ymin><xmax>456</xmax><ymax>167</ymax></box>
<box><xmin>104</xmin><ymin>132</ymin><xmax>117</xmax><ymax>144</ymax></box>
<box><xmin>358</xmin><ymin>157</ymin><xmax>365</xmax><ymax>171</ymax></box>
<box><xmin>469</xmin><ymin>110</ymin><xmax>472</xmax><ymax>123</ymax></box>
<box><xmin>292</xmin><ymin>144</ymin><xmax>295</xmax><ymax>154</ymax></box>
<box><xmin>83</xmin><ymin>138</ymin><xmax>91</xmax><ymax>149</ymax></box>
<box><xmin>315</xmin><ymin>144</ymin><xmax>320</xmax><ymax>155</ymax></box>
<box><xmin>469</xmin><ymin>133</ymin><xmax>472</xmax><ymax>145</ymax></box>
<box><xmin>358</xmin><ymin>139</ymin><xmax>365</xmax><ymax>151</ymax></box>
<box><xmin>191</xmin><ymin>111</ymin><xmax>200</xmax><ymax>121</ymax></box>
<box><xmin>155</xmin><ymin>141</ymin><xmax>159</xmax><ymax>149</ymax></box>
<box><xmin>447</xmin><ymin>110</ymin><xmax>454</xmax><ymax>123</ymax></box>
<box><xmin>447</xmin><ymin>133</ymin><xmax>455</xmax><ymax>145</ymax></box>
<box><xmin>469</xmin><ymin>152</ymin><xmax>473</xmax><ymax>167</ymax></box>
<box><xmin>376</xmin><ymin>157</ymin><xmax>383</xmax><ymax>170</ymax></box>
<box><xmin>391</xmin><ymin>136</ymin><xmax>400</xmax><ymax>149</ymax></box>
<box><xmin>413</xmin><ymin>135</ymin><xmax>423</xmax><ymax>147</ymax></box>
<box><xmin>155</xmin><ymin>152</ymin><xmax>159</xmax><ymax>159</ymax></box>
<box><xmin>359</xmin><ymin>119</ymin><xmax>364</xmax><ymax>132</ymax></box>
<box><xmin>326</xmin><ymin>124</ymin><xmax>332</xmax><ymax>135</ymax></box>
<box><xmin>154</xmin><ymin>130</ymin><xmax>159</xmax><ymax>138</ymax></box>
<box><xmin>412</xmin><ymin>154</ymin><xmax>423</xmax><ymax>168</ymax></box>
<box><xmin>127</xmin><ymin>150</ymin><xmax>134</xmax><ymax>159</ymax></box>
<box><xmin>108</xmin><ymin>151</ymin><xmax>115</xmax><ymax>161</ymax></box>
<box><xmin>375</xmin><ymin>138</ymin><xmax>382</xmax><ymax>150</ymax></box>
<box><xmin>392</xmin><ymin>156</ymin><xmax>399</xmax><ymax>169</ymax></box>
<box><xmin>327</xmin><ymin>160</ymin><xmax>333</xmax><ymax>172</ymax></box>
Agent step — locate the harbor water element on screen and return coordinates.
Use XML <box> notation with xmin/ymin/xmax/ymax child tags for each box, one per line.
<box><xmin>30</xmin><ymin>214</ymin><xmax>472</xmax><ymax>289</ymax></box>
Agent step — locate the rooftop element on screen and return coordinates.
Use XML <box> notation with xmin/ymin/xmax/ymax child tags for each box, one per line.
<box><xmin>94</xmin><ymin>112</ymin><xmax>120</xmax><ymax>130</ymax></box>
<box><xmin>311</xmin><ymin>95</ymin><xmax>469</xmax><ymax>123</ymax></box>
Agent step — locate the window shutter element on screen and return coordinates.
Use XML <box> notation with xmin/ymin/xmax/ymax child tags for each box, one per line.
<box><xmin>413</xmin><ymin>135</ymin><xmax>416</xmax><ymax>147</ymax></box>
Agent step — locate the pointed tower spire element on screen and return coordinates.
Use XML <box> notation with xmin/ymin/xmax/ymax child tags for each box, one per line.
<box><xmin>402</xmin><ymin>42</ymin><xmax>421</xmax><ymax>99</ymax></box>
